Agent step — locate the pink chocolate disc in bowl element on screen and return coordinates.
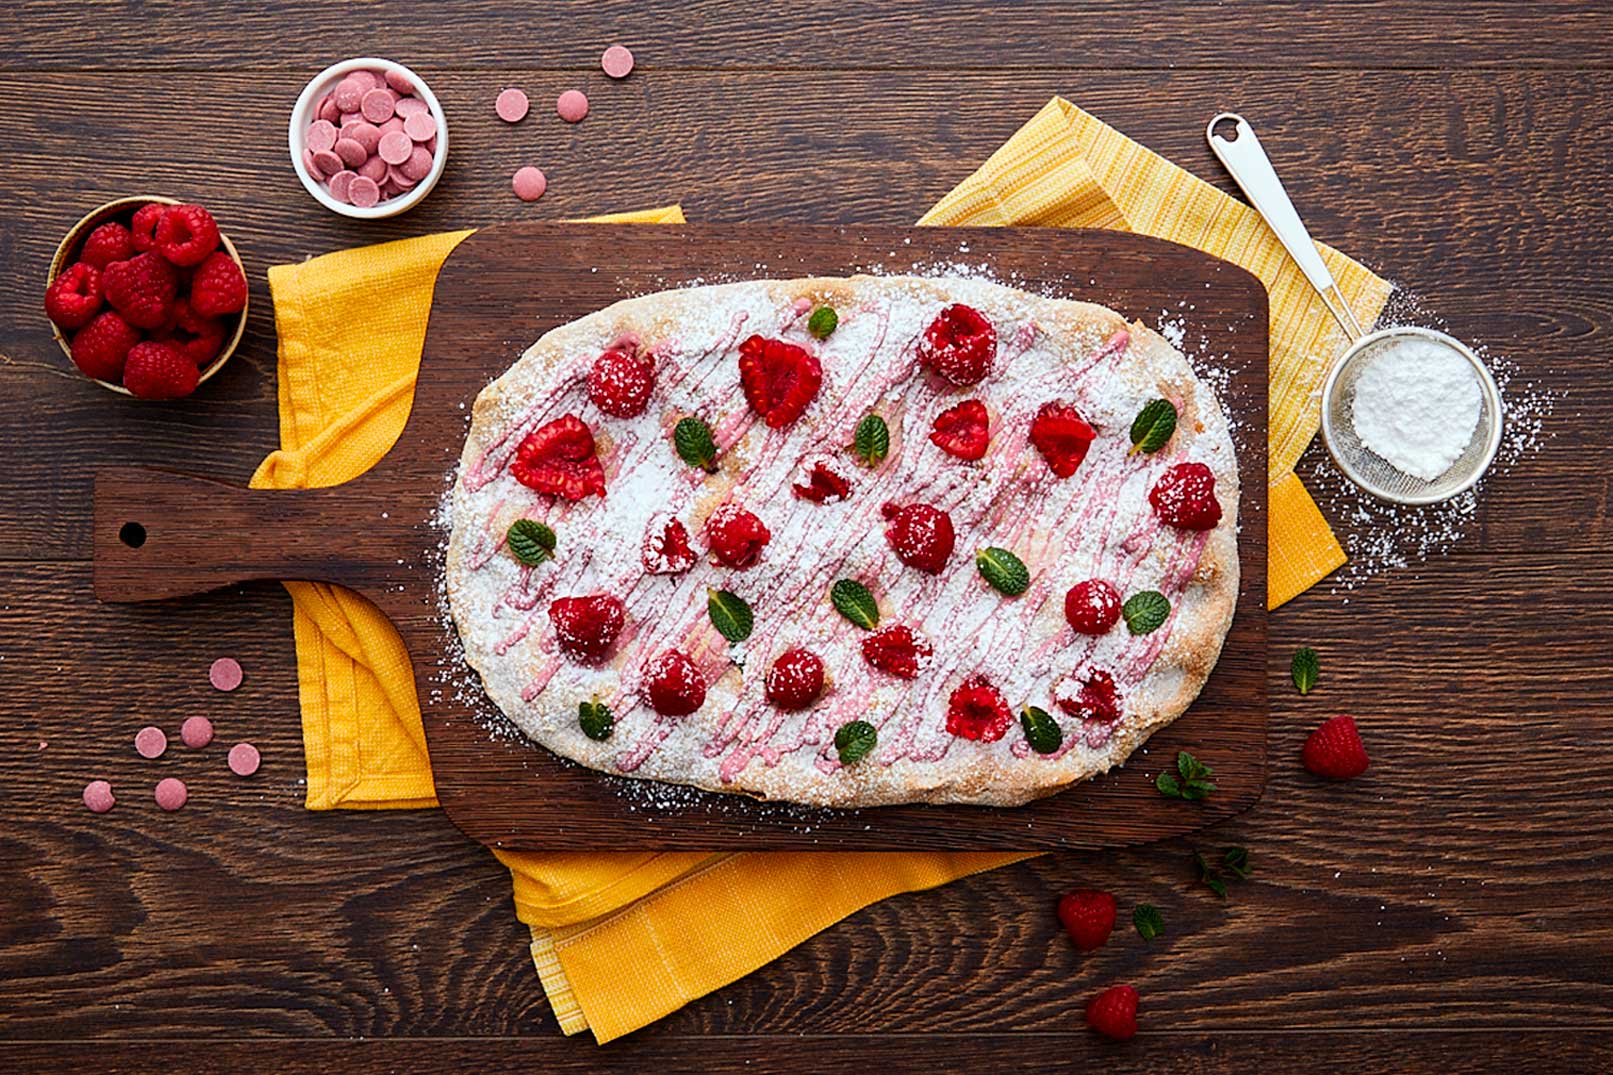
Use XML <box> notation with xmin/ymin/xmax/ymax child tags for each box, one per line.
<box><xmin>228</xmin><ymin>742</ymin><xmax>261</xmax><ymax>777</ymax></box>
<box><xmin>394</xmin><ymin>96</ymin><xmax>429</xmax><ymax>118</ymax></box>
<box><xmin>400</xmin><ymin>145</ymin><xmax>434</xmax><ymax>181</ymax></box>
<box><xmin>385</xmin><ymin>68</ymin><xmax>414</xmax><ymax>95</ymax></box>
<box><xmin>555</xmin><ymin>89</ymin><xmax>589</xmax><ymax>123</ymax></box>
<box><xmin>495</xmin><ymin>87</ymin><xmax>529</xmax><ymax>123</ymax></box>
<box><xmin>402</xmin><ymin>112</ymin><xmax>436</xmax><ymax>142</ymax></box>
<box><xmin>378</xmin><ymin>130</ymin><xmax>413</xmax><ymax>165</ymax></box>
<box><xmin>155</xmin><ymin>777</ymin><xmax>188</xmax><ymax>811</ymax></box>
<box><xmin>305</xmin><ymin>119</ymin><xmax>338</xmax><ymax>153</ymax></box>
<box><xmin>360</xmin><ymin>88</ymin><xmax>396</xmax><ymax>123</ymax></box>
<box><xmin>83</xmin><ymin>780</ymin><xmax>115</xmax><ymax>813</ymax></box>
<box><xmin>348</xmin><ymin>175</ymin><xmax>382</xmax><ymax>208</ymax></box>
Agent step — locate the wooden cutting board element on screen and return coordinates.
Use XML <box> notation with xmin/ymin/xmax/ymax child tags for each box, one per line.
<box><xmin>93</xmin><ymin>223</ymin><xmax>1268</xmax><ymax>851</ymax></box>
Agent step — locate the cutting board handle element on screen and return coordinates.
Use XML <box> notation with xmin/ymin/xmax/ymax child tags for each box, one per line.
<box><xmin>92</xmin><ymin>466</ymin><xmax>399</xmax><ymax>603</ymax></box>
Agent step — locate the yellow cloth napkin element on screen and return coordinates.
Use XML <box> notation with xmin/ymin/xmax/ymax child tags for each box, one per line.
<box><xmin>251</xmin><ymin>98</ymin><xmax>1388</xmax><ymax>1043</ymax></box>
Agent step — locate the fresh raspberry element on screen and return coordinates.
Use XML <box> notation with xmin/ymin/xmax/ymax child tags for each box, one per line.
<box><xmin>1085</xmin><ymin>985</ymin><xmax>1138</xmax><ymax>1041</ymax></box>
<box><xmin>43</xmin><ymin>262</ymin><xmax>103</xmax><ymax>330</ymax></box>
<box><xmin>79</xmin><ymin>221</ymin><xmax>136</xmax><ymax>269</ymax></box>
<box><xmin>642</xmin><ymin>514</ymin><xmax>696</xmax><ymax>574</ymax></box>
<box><xmin>1149</xmin><ymin>461</ymin><xmax>1223</xmax><ymax>530</ymax></box>
<box><xmin>548</xmin><ymin>594</ymin><xmax>626</xmax><ymax>663</ymax></box>
<box><xmin>945</xmin><ymin>674</ymin><xmax>1013</xmax><ymax>741</ymax></box>
<box><xmin>156</xmin><ymin>297</ymin><xmax>227</xmax><ymax>367</ymax></box>
<box><xmin>917</xmin><ymin>303</ymin><xmax>997</xmax><ymax>386</ymax></box>
<box><xmin>188</xmin><ymin>250</ymin><xmax>247</xmax><ymax>318</ymax></box>
<box><xmin>1064</xmin><ymin>579</ymin><xmax>1122</xmax><ymax>635</ymax></box>
<box><xmin>68</xmin><ymin>310</ymin><xmax>141</xmax><ymax>382</ymax></box>
<box><xmin>102</xmin><ymin>252</ymin><xmax>179</xmax><ymax>330</ymax></box>
<box><xmin>1054</xmin><ymin>668</ymin><xmax>1122</xmax><ymax>725</ymax></box>
<box><xmin>122</xmin><ymin>340</ymin><xmax>200</xmax><ymax>400</ymax></box>
<box><xmin>1056</xmin><ymin>889</ymin><xmax>1117</xmax><ymax>951</ymax></box>
<box><xmin>586</xmin><ymin>344</ymin><xmax>655</xmax><ymax>417</ymax></box>
<box><xmin>642</xmin><ymin>650</ymin><xmax>706</xmax><ymax>716</ymax></box>
<box><xmin>860</xmin><ymin>624</ymin><xmax>932</xmax><ymax>679</ymax></box>
<box><xmin>153</xmin><ymin>204</ymin><xmax>221</xmax><ymax>267</ymax></box>
<box><xmin>792</xmin><ymin>460</ymin><xmax>852</xmax><ymax>503</ymax></box>
<box><xmin>705</xmin><ymin>503</ymin><xmax>771</xmax><ymax>569</ymax></box>
<box><xmin>1302</xmin><ymin>715</ymin><xmax>1370</xmax><ymax>780</ymax></box>
<box><xmin>737</xmin><ymin>335</ymin><xmax>822</xmax><ymax>428</ymax></box>
<box><xmin>1029</xmin><ymin>401</ymin><xmax>1097</xmax><ymax>478</ymax></box>
<box><xmin>929</xmin><ymin>398</ymin><xmax>990</xmax><ymax>460</ymax></box>
<box><xmin>512</xmin><ymin>414</ymin><xmax>607</xmax><ymax>500</ymax></box>
<box><xmin>765</xmin><ymin>648</ymin><xmax>825</xmax><ymax>710</ymax></box>
<box><xmin>129</xmin><ymin>202</ymin><xmax>166</xmax><ymax>252</ymax></box>
<box><xmin>880</xmin><ymin>501</ymin><xmax>955</xmax><ymax>574</ymax></box>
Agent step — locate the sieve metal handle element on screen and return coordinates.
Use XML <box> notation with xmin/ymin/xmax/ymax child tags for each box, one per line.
<box><xmin>1207</xmin><ymin>112</ymin><xmax>1364</xmax><ymax>341</ymax></box>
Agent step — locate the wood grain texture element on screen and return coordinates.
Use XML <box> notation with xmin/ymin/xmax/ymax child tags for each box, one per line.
<box><xmin>2</xmin><ymin>0</ymin><xmax>1610</xmax><ymax>1069</ymax></box>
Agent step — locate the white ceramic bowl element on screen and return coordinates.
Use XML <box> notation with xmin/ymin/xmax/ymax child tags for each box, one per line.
<box><xmin>288</xmin><ymin>57</ymin><xmax>449</xmax><ymax>219</ymax></box>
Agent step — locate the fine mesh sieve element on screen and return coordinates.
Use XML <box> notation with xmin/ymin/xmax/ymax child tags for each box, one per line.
<box><xmin>1318</xmin><ymin>327</ymin><xmax>1504</xmax><ymax>505</ymax></box>
<box><xmin>1207</xmin><ymin>112</ymin><xmax>1505</xmax><ymax>505</ymax></box>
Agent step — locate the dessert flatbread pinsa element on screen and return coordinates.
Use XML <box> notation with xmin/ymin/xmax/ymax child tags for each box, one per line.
<box><xmin>444</xmin><ymin>275</ymin><xmax>1239</xmax><ymax>807</ymax></box>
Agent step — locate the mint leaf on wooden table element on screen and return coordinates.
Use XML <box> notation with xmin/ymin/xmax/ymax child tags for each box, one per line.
<box><xmin>1195</xmin><ymin>846</ymin><xmax>1252</xmax><ymax>899</ymax></box>
<box><xmin>976</xmin><ymin>547</ymin><xmax>1030</xmax><ymax>596</ymax></box>
<box><xmin>707</xmin><ymin>588</ymin><xmax>754</xmax><ymax>643</ymax></box>
<box><xmin>853</xmin><ymin>413</ymin><xmax>889</xmax><ymax>467</ymax></box>
<box><xmin>1291</xmin><ymin>646</ymin><xmax>1319</xmax><ymax>695</ymax></box>
<box><xmin>506</xmin><ymin>519</ymin><xmax>556</xmax><ymax>566</ymax></box>
<box><xmin>673</xmin><ymin>416</ymin><xmax>718</xmax><ymax>472</ymax></box>
<box><xmin>1019</xmin><ymin>705</ymin><xmax>1063</xmax><ymax>755</ymax></box>
<box><xmin>1195</xmin><ymin>851</ymin><xmax>1230</xmax><ymax>898</ymax></box>
<box><xmin>1223</xmin><ymin>845</ymin><xmax>1253</xmax><ymax>880</ymax></box>
<box><xmin>808</xmin><ymin>305</ymin><xmax>838</xmax><ymax>339</ymax></box>
<box><xmin>1123</xmin><ymin>590</ymin><xmax>1170</xmax><ymax>635</ymax></box>
<box><xmin>1133</xmin><ymin>903</ymin><xmax>1165</xmax><ymax>941</ymax></box>
<box><xmin>830</xmin><ymin>579</ymin><xmax>880</xmax><ymax>629</ymax></box>
<box><xmin>835</xmin><ymin>720</ymin><xmax>878</xmax><ymax>765</ymax></box>
<box><xmin>1156</xmin><ymin>750</ymin><xmax>1216</xmax><ymax>801</ymax></box>
<box><xmin>1128</xmin><ymin>398</ymin><xmax>1178</xmax><ymax>454</ymax></box>
<box><xmin>578</xmin><ymin>698</ymin><xmax>613</xmax><ymax>741</ymax></box>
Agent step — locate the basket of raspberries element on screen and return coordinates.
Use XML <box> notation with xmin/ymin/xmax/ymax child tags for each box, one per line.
<box><xmin>43</xmin><ymin>197</ymin><xmax>248</xmax><ymax>399</ymax></box>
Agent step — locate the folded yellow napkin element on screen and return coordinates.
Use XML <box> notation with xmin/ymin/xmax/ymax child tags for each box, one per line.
<box><xmin>251</xmin><ymin>98</ymin><xmax>1387</xmax><ymax>1042</ymax></box>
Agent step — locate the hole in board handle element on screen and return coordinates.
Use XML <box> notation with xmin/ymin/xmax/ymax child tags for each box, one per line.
<box><xmin>1211</xmin><ymin>116</ymin><xmax>1241</xmax><ymax>143</ymax></box>
<box><xmin>119</xmin><ymin>522</ymin><xmax>147</xmax><ymax>548</ymax></box>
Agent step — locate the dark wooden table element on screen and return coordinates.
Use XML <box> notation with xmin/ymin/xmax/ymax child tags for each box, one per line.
<box><xmin>3</xmin><ymin>3</ymin><xmax>1610</xmax><ymax>1071</ymax></box>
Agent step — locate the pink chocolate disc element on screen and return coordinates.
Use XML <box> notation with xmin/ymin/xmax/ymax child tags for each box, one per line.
<box><xmin>332</xmin><ymin>77</ymin><xmax>365</xmax><ymax>113</ymax></box>
<box><xmin>347</xmin><ymin>120</ymin><xmax>382</xmax><ymax>155</ymax></box>
<box><xmin>181</xmin><ymin>715</ymin><xmax>214</xmax><ymax>749</ymax></box>
<box><xmin>402</xmin><ymin>112</ymin><xmax>436</xmax><ymax>142</ymax></box>
<box><xmin>512</xmin><ymin>166</ymin><xmax>547</xmax><ymax>202</ymax></box>
<box><xmin>378</xmin><ymin>130</ymin><xmax>413</xmax><ymax>165</ymax></box>
<box><xmin>495</xmin><ymin>87</ymin><xmax>529</xmax><ymax>123</ymax></box>
<box><xmin>83</xmin><ymin>780</ymin><xmax>115</xmax><ymax>813</ymax></box>
<box><xmin>327</xmin><ymin>170</ymin><xmax>357</xmax><ymax>203</ymax></box>
<box><xmin>394</xmin><ymin>96</ymin><xmax>430</xmax><ymax>118</ymax></box>
<box><xmin>333</xmin><ymin>137</ymin><xmax>367</xmax><ymax>167</ymax></box>
<box><xmin>155</xmin><ymin>777</ymin><xmax>188</xmax><ymax>811</ymax></box>
<box><xmin>209</xmin><ymin>657</ymin><xmax>243</xmax><ymax>692</ymax></box>
<box><xmin>384</xmin><ymin>68</ymin><xmax>415</xmax><ymax>95</ymax></box>
<box><xmin>360</xmin><ymin>88</ymin><xmax>396</xmax><ymax>124</ymax></box>
<box><xmin>400</xmin><ymin>145</ymin><xmax>434</xmax><ymax>181</ymax></box>
<box><xmin>555</xmin><ymin>89</ymin><xmax>589</xmax><ymax>123</ymax></box>
<box><xmin>228</xmin><ymin>742</ymin><xmax>261</xmax><ymax>777</ymax></box>
<box><xmin>311</xmin><ymin>149</ymin><xmax>344</xmax><ymax>177</ymax></box>
<box><xmin>305</xmin><ymin>119</ymin><xmax>337</xmax><ymax>153</ymax></box>
<box><xmin>601</xmin><ymin>45</ymin><xmax>634</xmax><ymax>79</ymax></box>
<box><xmin>135</xmin><ymin>725</ymin><xmax>167</xmax><ymax>759</ymax></box>
<box><xmin>348</xmin><ymin>175</ymin><xmax>382</xmax><ymax>208</ymax></box>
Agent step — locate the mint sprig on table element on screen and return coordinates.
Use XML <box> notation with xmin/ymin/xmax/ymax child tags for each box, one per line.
<box><xmin>853</xmin><ymin>413</ymin><xmax>889</xmax><ymax>467</ymax></box>
<box><xmin>834</xmin><ymin>720</ymin><xmax>878</xmax><ymax>765</ymax></box>
<box><xmin>830</xmin><ymin>579</ymin><xmax>879</xmax><ymax>629</ymax></box>
<box><xmin>674</xmin><ymin>416</ymin><xmax>718</xmax><ymax>472</ymax></box>
<box><xmin>578</xmin><ymin>698</ymin><xmax>613</xmax><ymax>741</ymax></box>
<box><xmin>1020</xmin><ymin>706</ymin><xmax>1063</xmax><ymax>754</ymax></box>
<box><xmin>1123</xmin><ymin>590</ymin><xmax>1170</xmax><ymax>635</ymax></box>
<box><xmin>807</xmin><ymin>305</ymin><xmax>838</xmax><ymax>339</ymax></box>
<box><xmin>1291</xmin><ymin>646</ymin><xmax>1319</xmax><ymax>694</ymax></box>
<box><xmin>976</xmin><ymin>547</ymin><xmax>1030</xmax><ymax>596</ymax></box>
<box><xmin>1195</xmin><ymin>846</ymin><xmax>1252</xmax><ymax>898</ymax></box>
<box><xmin>506</xmin><ymin>519</ymin><xmax>556</xmax><ymax>566</ymax></box>
<box><xmin>1156</xmin><ymin>750</ymin><xmax>1216</xmax><ymax>800</ymax></box>
<box><xmin>707</xmin><ymin>588</ymin><xmax>754</xmax><ymax>643</ymax></box>
<box><xmin>1129</xmin><ymin>398</ymin><xmax>1178</xmax><ymax>454</ymax></box>
<box><xmin>1132</xmin><ymin>903</ymin><xmax>1164</xmax><ymax>941</ymax></box>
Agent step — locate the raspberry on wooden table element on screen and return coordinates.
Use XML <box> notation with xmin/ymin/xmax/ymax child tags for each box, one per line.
<box><xmin>43</xmin><ymin>262</ymin><xmax>103</xmax><ymax>330</ymax></box>
<box><xmin>765</xmin><ymin>648</ymin><xmax>825</xmax><ymax>710</ymax></box>
<box><xmin>1301</xmin><ymin>715</ymin><xmax>1370</xmax><ymax>780</ymax></box>
<box><xmin>547</xmin><ymin>595</ymin><xmax>625</xmax><ymax>663</ymax></box>
<box><xmin>1056</xmin><ymin>888</ymin><xmax>1117</xmax><ymax>951</ymax></box>
<box><xmin>880</xmin><ymin>501</ymin><xmax>955</xmax><ymax>574</ymax></box>
<box><xmin>917</xmin><ymin>303</ymin><xmax>997</xmax><ymax>386</ymax></box>
<box><xmin>122</xmin><ymin>340</ymin><xmax>200</xmax><ymax>400</ymax></box>
<box><xmin>1064</xmin><ymin>579</ymin><xmax>1122</xmax><ymax>635</ymax></box>
<box><xmin>1029</xmin><ymin>401</ymin><xmax>1096</xmax><ymax>478</ymax></box>
<box><xmin>944</xmin><ymin>674</ymin><xmax>1013</xmax><ymax>741</ymax></box>
<box><xmin>929</xmin><ymin>398</ymin><xmax>991</xmax><ymax>460</ymax></box>
<box><xmin>512</xmin><ymin>414</ymin><xmax>607</xmax><ymax>500</ymax></box>
<box><xmin>1149</xmin><ymin>461</ymin><xmax>1222</xmax><ymax>530</ymax></box>
<box><xmin>705</xmin><ymin>503</ymin><xmax>771</xmax><ymax>569</ymax></box>
<box><xmin>737</xmin><ymin>334</ymin><xmax>822</xmax><ymax>427</ymax></box>
<box><xmin>642</xmin><ymin>650</ymin><xmax>706</xmax><ymax>716</ymax></box>
<box><xmin>69</xmin><ymin>310</ymin><xmax>141</xmax><ymax>382</ymax></box>
<box><xmin>102</xmin><ymin>251</ymin><xmax>178</xmax><ymax>330</ymax></box>
<box><xmin>1085</xmin><ymin>984</ymin><xmax>1139</xmax><ymax>1040</ymax></box>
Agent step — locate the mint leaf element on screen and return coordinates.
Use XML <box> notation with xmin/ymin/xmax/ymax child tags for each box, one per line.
<box><xmin>834</xmin><ymin>720</ymin><xmax>877</xmax><ymax>765</ymax></box>
<box><xmin>1194</xmin><ymin>847</ymin><xmax>1249</xmax><ymax>899</ymax></box>
<box><xmin>807</xmin><ymin>305</ymin><xmax>838</xmax><ymax>339</ymax></box>
<box><xmin>976</xmin><ymin>547</ymin><xmax>1030</xmax><ymax>597</ymax></box>
<box><xmin>829</xmin><ymin>579</ymin><xmax>879</xmax><ymax>629</ymax></box>
<box><xmin>853</xmin><ymin>413</ymin><xmax>889</xmax><ymax>467</ymax></box>
<box><xmin>1291</xmin><ymin>647</ymin><xmax>1319</xmax><ymax>695</ymax></box>
<box><xmin>674</xmin><ymin>416</ymin><xmax>717</xmax><ymax>472</ymax></box>
<box><xmin>1196</xmin><ymin>851</ymin><xmax>1230</xmax><ymax>899</ymax></box>
<box><xmin>1128</xmin><ymin>398</ymin><xmax>1178</xmax><ymax>455</ymax></box>
<box><xmin>1019</xmin><ymin>705</ymin><xmax>1062</xmax><ymax>755</ymax></box>
<box><xmin>1223</xmin><ymin>845</ymin><xmax>1252</xmax><ymax>880</ymax></box>
<box><xmin>1155</xmin><ymin>772</ymin><xmax>1182</xmax><ymax>797</ymax></box>
<box><xmin>578</xmin><ymin>698</ymin><xmax>613</xmax><ymax>741</ymax></box>
<box><xmin>1133</xmin><ymin>903</ymin><xmax>1164</xmax><ymax>941</ymax></box>
<box><xmin>1123</xmin><ymin>590</ymin><xmax>1170</xmax><ymax>635</ymax></box>
<box><xmin>506</xmin><ymin>519</ymin><xmax>556</xmax><ymax>566</ymax></box>
<box><xmin>707</xmin><ymin>588</ymin><xmax>754</xmax><ymax>643</ymax></box>
<box><xmin>1157</xmin><ymin>750</ymin><xmax>1215</xmax><ymax>800</ymax></box>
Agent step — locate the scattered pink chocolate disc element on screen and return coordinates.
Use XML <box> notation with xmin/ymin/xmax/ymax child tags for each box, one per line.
<box><xmin>155</xmin><ymin>777</ymin><xmax>188</xmax><ymax>812</ymax></box>
<box><xmin>512</xmin><ymin>166</ymin><xmax>547</xmax><ymax>202</ymax></box>
<box><xmin>601</xmin><ymin>45</ymin><xmax>634</xmax><ymax>79</ymax></box>
<box><xmin>181</xmin><ymin>715</ymin><xmax>215</xmax><ymax>749</ymax></box>
<box><xmin>555</xmin><ymin>89</ymin><xmax>589</xmax><ymax>123</ymax></box>
<box><xmin>228</xmin><ymin>742</ymin><xmax>261</xmax><ymax>777</ymax></box>
<box><xmin>83</xmin><ymin>780</ymin><xmax>115</xmax><ymax>814</ymax></box>
<box><xmin>135</xmin><ymin>725</ymin><xmax>167</xmax><ymax>759</ymax></box>
<box><xmin>209</xmin><ymin>657</ymin><xmax>243</xmax><ymax>692</ymax></box>
<box><xmin>495</xmin><ymin>87</ymin><xmax>529</xmax><ymax>123</ymax></box>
